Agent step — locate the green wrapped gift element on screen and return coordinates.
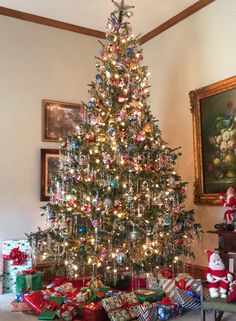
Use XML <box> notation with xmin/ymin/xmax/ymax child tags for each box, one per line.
<box><xmin>135</xmin><ymin>288</ymin><xmax>165</xmax><ymax>304</ymax></box>
<box><xmin>16</xmin><ymin>272</ymin><xmax>42</xmax><ymax>293</ymax></box>
<box><xmin>38</xmin><ymin>296</ymin><xmax>64</xmax><ymax>320</ymax></box>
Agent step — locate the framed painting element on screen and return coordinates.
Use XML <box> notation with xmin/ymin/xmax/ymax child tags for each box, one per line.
<box><xmin>42</xmin><ymin>100</ymin><xmax>84</xmax><ymax>142</ymax></box>
<box><xmin>190</xmin><ymin>76</ymin><xmax>236</xmax><ymax>205</ymax></box>
<box><xmin>40</xmin><ymin>149</ymin><xmax>60</xmax><ymax>201</ymax></box>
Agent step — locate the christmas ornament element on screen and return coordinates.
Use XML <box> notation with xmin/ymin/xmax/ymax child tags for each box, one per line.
<box><xmin>78</xmin><ymin>226</ymin><xmax>87</xmax><ymax>234</ymax></box>
<box><xmin>116</xmin><ymin>252</ymin><xmax>127</xmax><ymax>264</ymax></box>
<box><xmin>143</xmin><ymin>122</ymin><xmax>153</xmax><ymax>133</ymax></box>
<box><xmin>110</xmin><ymin>181</ymin><xmax>118</xmax><ymax>188</ymax></box>
<box><xmin>104</xmin><ymin>198</ymin><xmax>112</xmax><ymax>207</ymax></box>
<box><xmin>98</xmin><ymin>134</ymin><xmax>106</xmax><ymax>142</ymax></box>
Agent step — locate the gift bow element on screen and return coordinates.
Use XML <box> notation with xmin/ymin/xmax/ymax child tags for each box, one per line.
<box><xmin>159</xmin><ymin>296</ymin><xmax>173</xmax><ymax>306</ymax></box>
<box><xmin>159</xmin><ymin>267</ymin><xmax>172</xmax><ymax>279</ymax></box>
<box><xmin>22</xmin><ymin>269</ymin><xmax>37</xmax><ymax>275</ymax></box>
<box><xmin>175</xmin><ymin>279</ymin><xmax>192</xmax><ymax>291</ymax></box>
<box><xmin>41</xmin><ymin>301</ymin><xmax>60</xmax><ymax>315</ymax></box>
<box><xmin>3</xmin><ymin>247</ymin><xmax>27</xmax><ymax>265</ymax></box>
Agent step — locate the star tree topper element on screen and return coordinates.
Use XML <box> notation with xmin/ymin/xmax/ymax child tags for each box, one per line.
<box><xmin>112</xmin><ymin>0</ymin><xmax>135</xmax><ymax>22</ymax></box>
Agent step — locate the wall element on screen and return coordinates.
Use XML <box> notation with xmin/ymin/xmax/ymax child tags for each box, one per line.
<box><xmin>0</xmin><ymin>16</ymin><xmax>100</xmax><ymax>251</ymax></box>
<box><xmin>143</xmin><ymin>0</ymin><xmax>236</xmax><ymax>266</ymax></box>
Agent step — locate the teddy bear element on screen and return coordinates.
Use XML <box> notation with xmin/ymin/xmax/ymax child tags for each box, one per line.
<box><xmin>205</xmin><ymin>250</ymin><xmax>233</xmax><ymax>298</ymax></box>
<box><xmin>219</xmin><ymin>186</ymin><xmax>236</xmax><ymax>224</ymax></box>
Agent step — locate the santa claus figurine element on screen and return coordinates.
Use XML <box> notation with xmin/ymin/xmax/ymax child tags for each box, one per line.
<box><xmin>205</xmin><ymin>250</ymin><xmax>233</xmax><ymax>298</ymax></box>
<box><xmin>219</xmin><ymin>186</ymin><xmax>236</xmax><ymax>224</ymax></box>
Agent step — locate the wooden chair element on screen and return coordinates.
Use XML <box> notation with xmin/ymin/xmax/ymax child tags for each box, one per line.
<box><xmin>200</xmin><ymin>280</ymin><xmax>236</xmax><ymax>321</ymax></box>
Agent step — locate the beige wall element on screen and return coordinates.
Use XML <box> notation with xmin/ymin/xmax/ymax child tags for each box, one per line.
<box><xmin>143</xmin><ymin>0</ymin><xmax>236</xmax><ymax>267</ymax></box>
<box><xmin>1</xmin><ymin>0</ymin><xmax>236</xmax><ymax>267</ymax></box>
<box><xmin>0</xmin><ymin>15</ymin><xmax>100</xmax><ymax>249</ymax></box>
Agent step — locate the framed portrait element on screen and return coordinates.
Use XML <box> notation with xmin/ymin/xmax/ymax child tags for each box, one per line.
<box><xmin>40</xmin><ymin>149</ymin><xmax>60</xmax><ymax>201</ymax></box>
<box><xmin>190</xmin><ymin>76</ymin><xmax>236</xmax><ymax>205</ymax></box>
<box><xmin>42</xmin><ymin>100</ymin><xmax>84</xmax><ymax>142</ymax></box>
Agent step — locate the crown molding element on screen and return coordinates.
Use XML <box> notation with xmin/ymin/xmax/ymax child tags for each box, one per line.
<box><xmin>0</xmin><ymin>6</ymin><xmax>106</xmax><ymax>39</ymax></box>
<box><xmin>140</xmin><ymin>0</ymin><xmax>215</xmax><ymax>44</ymax></box>
<box><xmin>0</xmin><ymin>0</ymin><xmax>215</xmax><ymax>43</ymax></box>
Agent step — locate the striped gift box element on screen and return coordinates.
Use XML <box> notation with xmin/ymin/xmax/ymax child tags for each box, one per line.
<box><xmin>174</xmin><ymin>288</ymin><xmax>200</xmax><ymax>310</ymax></box>
<box><xmin>138</xmin><ymin>303</ymin><xmax>159</xmax><ymax>321</ymax></box>
<box><xmin>0</xmin><ymin>256</ymin><xmax>3</xmax><ymax>294</ymax></box>
<box><xmin>162</xmin><ymin>278</ymin><xmax>201</xmax><ymax>298</ymax></box>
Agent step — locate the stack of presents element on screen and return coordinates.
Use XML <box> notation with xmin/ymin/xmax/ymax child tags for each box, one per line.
<box><xmin>0</xmin><ymin>239</ymin><xmax>202</xmax><ymax>321</ymax></box>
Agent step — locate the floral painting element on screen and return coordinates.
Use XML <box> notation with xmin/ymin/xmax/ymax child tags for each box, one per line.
<box><xmin>190</xmin><ymin>76</ymin><xmax>236</xmax><ymax>205</ymax></box>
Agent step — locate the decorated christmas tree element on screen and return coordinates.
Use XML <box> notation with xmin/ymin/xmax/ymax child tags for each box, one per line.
<box><xmin>28</xmin><ymin>0</ymin><xmax>201</xmax><ymax>283</ymax></box>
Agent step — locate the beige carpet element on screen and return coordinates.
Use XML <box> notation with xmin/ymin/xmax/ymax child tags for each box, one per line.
<box><xmin>0</xmin><ymin>293</ymin><xmax>235</xmax><ymax>320</ymax></box>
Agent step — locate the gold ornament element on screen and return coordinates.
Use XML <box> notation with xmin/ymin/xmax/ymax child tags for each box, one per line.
<box><xmin>143</xmin><ymin>122</ymin><xmax>153</xmax><ymax>133</ymax></box>
<box><xmin>212</xmin><ymin>158</ymin><xmax>221</xmax><ymax>167</ymax></box>
<box><xmin>98</xmin><ymin>134</ymin><xmax>106</xmax><ymax>142</ymax></box>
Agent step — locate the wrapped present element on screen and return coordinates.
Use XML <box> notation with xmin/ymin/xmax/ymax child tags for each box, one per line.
<box><xmin>15</xmin><ymin>288</ymin><xmax>31</xmax><ymax>302</ymax></box>
<box><xmin>10</xmin><ymin>300</ymin><xmax>35</xmax><ymax>313</ymax></box>
<box><xmin>82</xmin><ymin>301</ymin><xmax>110</xmax><ymax>321</ymax></box>
<box><xmin>2</xmin><ymin>240</ymin><xmax>32</xmax><ymax>293</ymax></box>
<box><xmin>0</xmin><ymin>256</ymin><xmax>3</xmax><ymax>294</ymax></box>
<box><xmin>106</xmin><ymin>290</ymin><xmax>123</xmax><ymax>297</ymax></box>
<box><xmin>162</xmin><ymin>277</ymin><xmax>200</xmax><ymax>298</ymax></box>
<box><xmin>138</xmin><ymin>302</ymin><xmax>159</xmax><ymax>321</ymax></box>
<box><xmin>102</xmin><ymin>292</ymin><xmax>141</xmax><ymax>321</ymax></box>
<box><xmin>72</xmin><ymin>277</ymin><xmax>91</xmax><ymax>290</ymax></box>
<box><xmin>2</xmin><ymin>239</ymin><xmax>32</xmax><ymax>256</ymax></box>
<box><xmin>3</xmin><ymin>258</ymin><xmax>32</xmax><ymax>293</ymax></box>
<box><xmin>135</xmin><ymin>289</ymin><xmax>165</xmax><ymax>304</ymax></box>
<box><xmin>24</xmin><ymin>290</ymin><xmax>63</xmax><ymax>314</ymax></box>
<box><xmin>75</xmin><ymin>291</ymin><xmax>89</xmax><ymax>303</ymax></box>
<box><xmin>57</xmin><ymin>303</ymin><xmax>78</xmax><ymax>321</ymax></box>
<box><xmin>54</xmin><ymin>282</ymin><xmax>76</xmax><ymax>295</ymax></box>
<box><xmin>38</xmin><ymin>297</ymin><xmax>64</xmax><ymax>320</ymax></box>
<box><xmin>146</xmin><ymin>276</ymin><xmax>160</xmax><ymax>290</ymax></box>
<box><xmin>157</xmin><ymin>297</ymin><xmax>182</xmax><ymax>321</ymax></box>
<box><xmin>16</xmin><ymin>269</ymin><xmax>42</xmax><ymax>293</ymax></box>
<box><xmin>174</xmin><ymin>288</ymin><xmax>200</xmax><ymax>310</ymax></box>
<box><xmin>93</xmin><ymin>286</ymin><xmax>110</xmax><ymax>295</ymax></box>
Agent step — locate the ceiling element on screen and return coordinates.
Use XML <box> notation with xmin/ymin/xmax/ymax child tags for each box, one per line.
<box><xmin>0</xmin><ymin>0</ymin><xmax>199</xmax><ymax>35</ymax></box>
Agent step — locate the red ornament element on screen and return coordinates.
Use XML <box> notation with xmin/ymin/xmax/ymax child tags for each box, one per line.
<box><xmin>117</xmin><ymin>94</ymin><xmax>126</xmax><ymax>103</ymax></box>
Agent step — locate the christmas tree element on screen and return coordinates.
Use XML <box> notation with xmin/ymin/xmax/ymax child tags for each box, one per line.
<box><xmin>28</xmin><ymin>0</ymin><xmax>201</xmax><ymax>282</ymax></box>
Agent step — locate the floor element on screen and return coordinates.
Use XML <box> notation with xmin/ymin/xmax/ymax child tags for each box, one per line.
<box><xmin>0</xmin><ymin>293</ymin><xmax>236</xmax><ymax>320</ymax></box>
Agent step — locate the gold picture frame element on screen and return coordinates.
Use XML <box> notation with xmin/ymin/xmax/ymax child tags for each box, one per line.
<box><xmin>42</xmin><ymin>100</ymin><xmax>83</xmax><ymax>142</ymax></box>
<box><xmin>190</xmin><ymin>76</ymin><xmax>236</xmax><ymax>205</ymax></box>
<box><xmin>40</xmin><ymin>149</ymin><xmax>60</xmax><ymax>201</ymax></box>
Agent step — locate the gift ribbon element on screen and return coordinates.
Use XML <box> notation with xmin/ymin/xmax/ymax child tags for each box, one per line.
<box><xmin>41</xmin><ymin>301</ymin><xmax>60</xmax><ymax>315</ymax></box>
<box><xmin>158</xmin><ymin>296</ymin><xmax>178</xmax><ymax>316</ymax></box>
<box><xmin>175</xmin><ymin>279</ymin><xmax>192</xmax><ymax>291</ymax></box>
<box><xmin>59</xmin><ymin>303</ymin><xmax>78</xmax><ymax>317</ymax></box>
<box><xmin>22</xmin><ymin>269</ymin><xmax>37</xmax><ymax>275</ymax></box>
<box><xmin>108</xmin><ymin>297</ymin><xmax>139</xmax><ymax>319</ymax></box>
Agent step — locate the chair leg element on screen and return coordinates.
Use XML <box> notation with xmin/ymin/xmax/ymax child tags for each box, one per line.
<box><xmin>216</xmin><ymin>311</ymin><xmax>224</xmax><ymax>321</ymax></box>
<box><xmin>200</xmin><ymin>308</ymin><xmax>206</xmax><ymax>321</ymax></box>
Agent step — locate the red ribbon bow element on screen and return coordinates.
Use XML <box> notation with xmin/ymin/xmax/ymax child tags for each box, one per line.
<box><xmin>22</xmin><ymin>269</ymin><xmax>37</xmax><ymax>275</ymax></box>
<box><xmin>3</xmin><ymin>247</ymin><xmax>27</xmax><ymax>265</ymax></box>
<box><xmin>159</xmin><ymin>296</ymin><xmax>173</xmax><ymax>306</ymax></box>
<box><xmin>175</xmin><ymin>279</ymin><xmax>192</xmax><ymax>291</ymax></box>
<box><xmin>159</xmin><ymin>267</ymin><xmax>172</xmax><ymax>279</ymax></box>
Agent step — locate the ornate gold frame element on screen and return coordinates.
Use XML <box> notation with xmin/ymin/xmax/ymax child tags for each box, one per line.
<box><xmin>190</xmin><ymin>76</ymin><xmax>236</xmax><ymax>205</ymax></box>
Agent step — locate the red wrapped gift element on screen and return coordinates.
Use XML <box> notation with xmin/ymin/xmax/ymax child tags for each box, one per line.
<box><xmin>24</xmin><ymin>291</ymin><xmax>46</xmax><ymax>313</ymax></box>
<box><xmin>175</xmin><ymin>279</ymin><xmax>192</xmax><ymax>291</ymax></box>
<box><xmin>126</xmin><ymin>277</ymin><xmax>147</xmax><ymax>291</ymax></box>
<box><xmin>71</xmin><ymin>277</ymin><xmax>91</xmax><ymax>290</ymax></box>
<box><xmin>23</xmin><ymin>290</ymin><xmax>62</xmax><ymax>314</ymax></box>
<box><xmin>82</xmin><ymin>301</ymin><xmax>110</xmax><ymax>321</ymax></box>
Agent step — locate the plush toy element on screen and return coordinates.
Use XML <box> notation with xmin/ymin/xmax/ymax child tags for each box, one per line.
<box><xmin>205</xmin><ymin>250</ymin><xmax>233</xmax><ymax>298</ymax></box>
<box><xmin>219</xmin><ymin>186</ymin><xmax>236</xmax><ymax>224</ymax></box>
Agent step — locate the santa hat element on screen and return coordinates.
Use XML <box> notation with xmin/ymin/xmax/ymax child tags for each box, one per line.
<box><xmin>206</xmin><ymin>250</ymin><xmax>214</xmax><ymax>263</ymax></box>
